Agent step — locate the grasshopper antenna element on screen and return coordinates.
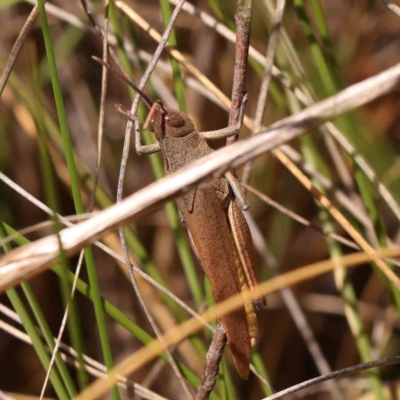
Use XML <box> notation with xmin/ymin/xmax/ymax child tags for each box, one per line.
<box><xmin>92</xmin><ymin>56</ymin><xmax>153</xmax><ymax>109</ymax></box>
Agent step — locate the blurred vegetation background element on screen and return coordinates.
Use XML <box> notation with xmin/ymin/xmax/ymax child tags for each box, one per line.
<box><xmin>1</xmin><ymin>0</ymin><xmax>400</xmax><ymax>399</ymax></box>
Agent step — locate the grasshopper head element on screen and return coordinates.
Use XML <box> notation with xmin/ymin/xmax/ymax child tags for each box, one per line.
<box><xmin>144</xmin><ymin>101</ymin><xmax>195</xmax><ymax>140</ymax></box>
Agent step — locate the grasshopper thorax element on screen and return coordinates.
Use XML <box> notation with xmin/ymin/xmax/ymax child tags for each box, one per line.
<box><xmin>144</xmin><ymin>101</ymin><xmax>195</xmax><ymax>140</ymax></box>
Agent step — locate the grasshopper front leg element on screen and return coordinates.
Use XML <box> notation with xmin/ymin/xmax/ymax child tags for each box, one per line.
<box><xmin>199</xmin><ymin>93</ymin><xmax>248</xmax><ymax>140</ymax></box>
<box><xmin>115</xmin><ymin>104</ymin><xmax>161</xmax><ymax>156</ymax></box>
<box><xmin>199</xmin><ymin>95</ymin><xmax>249</xmax><ymax>210</ymax></box>
<box><xmin>225</xmin><ymin>171</ymin><xmax>250</xmax><ymax>211</ymax></box>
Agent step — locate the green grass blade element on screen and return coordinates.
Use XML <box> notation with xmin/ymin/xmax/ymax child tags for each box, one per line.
<box><xmin>31</xmin><ymin>60</ymin><xmax>89</xmax><ymax>389</ymax></box>
<box><xmin>298</xmin><ymin>134</ymin><xmax>385</xmax><ymax>399</ymax></box>
<box><xmin>159</xmin><ymin>0</ymin><xmax>187</xmax><ymax>112</ymax></box>
<box><xmin>36</xmin><ymin>2</ymin><xmax>120</xmax><ymax>397</ymax></box>
<box><xmin>0</xmin><ymin>224</ymin><xmax>70</xmax><ymax>400</ymax></box>
<box><xmin>111</xmin><ymin>3</ymin><xmax>204</xmax><ymax>311</ymax></box>
<box><xmin>6</xmin><ymin>288</ymin><xmax>70</xmax><ymax>400</ymax></box>
<box><xmin>251</xmin><ymin>352</ymin><xmax>273</xmax><ymax>396</ymax></box>
<box><xmin>2</xmin><ymin>222</ymin><xmax>215</xmax><ymax>393</ymax></box>
<box><xmin>294</xmin><ymin>0</ymin><xmax>400</xmax><ymax>321</ymax></box>
<box><xmin>20</xmin><ymin>282</ymin><xmax>78</xmax><ymax>397</ymax></box>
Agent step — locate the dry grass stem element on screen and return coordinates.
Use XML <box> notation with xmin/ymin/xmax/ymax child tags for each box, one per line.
<box><xmin>262</xmin><ymin>356</ymin><xmax>400</xmax><ymax>400</ymax></box>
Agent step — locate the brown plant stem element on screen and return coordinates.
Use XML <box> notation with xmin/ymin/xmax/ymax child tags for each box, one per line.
<box><xmin>195</xmin><ymin>322</ymin><xmax>227</xmax><ymax>400</ymax></box>
<box><xmin>227</xmin><ymin>0</ymin><xmax>253</xmax><ymax>144</ymax></box>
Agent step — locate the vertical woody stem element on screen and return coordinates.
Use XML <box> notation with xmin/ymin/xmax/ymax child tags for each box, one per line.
<box><xmin>196</xmin><ymin>2</ymin><xmax>254</xmax><ymax>397</ymax></box>
<box><xmin>227</xmin><ymin>0</ymin><xmax>253</xmax><ymax>145</ymax></box>
<box><xmin>196</xmin><ymin>322</ymin><xmax>227</xmax><ymax>400</ymax></box>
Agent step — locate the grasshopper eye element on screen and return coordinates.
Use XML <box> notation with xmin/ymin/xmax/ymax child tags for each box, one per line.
<box><xmin>165</xmin><ymin>113</ymin><xmax>184</xmax><ymax>127</ymax></box>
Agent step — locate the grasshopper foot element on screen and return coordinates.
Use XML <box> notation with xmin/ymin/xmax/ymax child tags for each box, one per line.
<box><xmin>115</xmin><ymin>104</ymin><xmax>138</xmax><ymax>122</ymax></box>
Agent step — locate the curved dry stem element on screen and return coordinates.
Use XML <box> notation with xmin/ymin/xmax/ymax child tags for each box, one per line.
<box><xmin>380</xmin><ymin>0</ymin><xmax>400</xmax><ymax>16</ymax></box>
<box><xmin>0</xmin><ymin>5</ymin><xmax>39</xmax><ymax>96</ymax></box>
<box><xmin>246</xmin><ymin>213</ymin><xmax>343</xmax><ymax>400</ymax></box>
<box><xmin>262</xmin><ymin>355</ymin><xmax>400</xmax><ymax>400</ymax></box>
<box><xmin>73</xmin><ymin>246</ymin><xmax>400</xmax><ymax>400</ymax></box>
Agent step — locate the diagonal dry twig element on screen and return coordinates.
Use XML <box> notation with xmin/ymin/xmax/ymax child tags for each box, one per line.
<box><xmin>0</xmin><ymin>5</ymin><xmax>40</xmax><ymax>96</ymax></box>
<box><xmin>262</xmin><ymin>356</ymin><xmax>400</xmax><ymax>400</ymax></box>
<box><xmin>1</xmin><ymin>60</ymin><xmax>400</xmax><ymax>290</ymax></box>
<box><xmin>19</xmin><ymin>0</ymin><xmax>396</xmax><ymax>233</ymax></box>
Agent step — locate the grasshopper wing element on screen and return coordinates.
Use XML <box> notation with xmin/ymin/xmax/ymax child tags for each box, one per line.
<box><xmin>177</xmin><ymin>188</ymin><xmax>251</xmax><ymax>379</ymax></box>
<box><xmin>228</xmin><ymin>201</ymin><xmax>267</xmax><ymax>310</ymax></box>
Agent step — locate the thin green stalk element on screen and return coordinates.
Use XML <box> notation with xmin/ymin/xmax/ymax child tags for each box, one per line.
<box><xmin>321</xmin><ymin>211</ymin><xmax>385</xmax><ymax>399</ymax></box>
<box><xmin>294</xmin><ymin>0</ymin><xmax>400</xmax><ymax>317</ymax></box>
<box><xmin>293</xmin><ymin>0</ymin><xmax>356</xmax><ymax>142</ymax></box>
<box><xmin>293</xmin><ymin>0</ymin><xmax>336</xmax><ymax>97</ymax></box>
<box><xmin>251</xmin><ymin>353</ymin><xmax>273</xmax><ymax>397</ymax></box>
<box><xmin>36</xmin><ymin>138</ymin><xmax>83</xmax><ymax>393</ymax></box>
<box><xmin>20</xmin><ymin>282</ymin><xmax>78</xmax><ymax>397</ymax></box>
<box><xmin>218</xmin><ymin>361</ymin><xmax>229</xmax><ymax>399</ymax></box>
<box><xmin>2</xmin><ymin>222</ymin><xmax>219</xmax><ymax>397</ymax></box>
<box><xmin>0</xmin><ymin>224</ymin><xmax>69</xmax><ymax>400</ymax></box>
<box><xmin>220</xmin><ymin>360</ymin><xmax>236</xmax><ymax>400</ymax></box>
<box><xmin>6</xmin><ymin>289</ymin><xmax>70</xmax><ymax>400</ymax></box>
<box><xmin>309</xmin><ymin>0</ymin><xmax>343</xmax><ymax>90</ymax></box>
<box><xmin>356</xmin><ymin>173</ymin><xmax>400</xmax><ymax>311</ymax></box>
<box><xmin>36</xmin><ymin>2</ymin><xmax>119</xmax><ymax>398</ymax></box>
<box><xmin>9</xmin><ymin>69</ymin><xmax>186</xmax><ymax>321</ymax></box>
<box><xmin>31</xmin><ymin>62</ymin><xmax>89</xmax><ymax>389</ymax></box>
<box><xmin>298</xmin><ymin>131</ymin><xmax>385</xmax><ymax>399</ymax></box>
<box><xmin>159</xmin><ymin>0</ymin><xmax>187</xmax><ymax>112</ymax></box>
<box><xmin>112</xmin><ymin>5</ymin><xmax>204</xmax><ymax>310</ymax></box>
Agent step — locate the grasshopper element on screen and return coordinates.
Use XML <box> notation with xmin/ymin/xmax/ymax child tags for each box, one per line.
<box><xmin>102</xmin><ymin>57</ymin><xmax>266</xmax><ymax>378</ymax></box>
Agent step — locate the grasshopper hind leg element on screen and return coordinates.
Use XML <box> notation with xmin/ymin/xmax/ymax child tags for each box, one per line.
<box><xmin>225</xmin><ymin>171</ymin><xmax>250</xmax><ymax>211</ymax></box>
<box><xmin>228</xmin><ymin>201</ymin><xmax>267</xmax><ymax>309</ymax></box>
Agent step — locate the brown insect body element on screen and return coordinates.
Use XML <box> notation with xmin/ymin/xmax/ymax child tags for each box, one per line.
<box><xmin>94</xmin><ymin>56</ymin><xmax>265</xmax><ymax>378</ymax></box>
<box><xmin>145</xmin><ymin>103</ymin><xmax>263</xmax><ymax>379</ymax></box>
